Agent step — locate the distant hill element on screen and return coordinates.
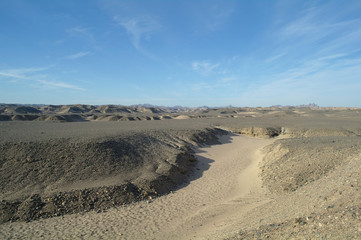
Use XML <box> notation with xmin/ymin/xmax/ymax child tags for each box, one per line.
<box><xmin>271</xmin><ymin>103</ymin><xmax>320</xmax><ymax>108</ymax></box>
<box><xmin>0</xmin><ymin>103</ymin><xmax>359</xmax><ymax>122</ymax></box>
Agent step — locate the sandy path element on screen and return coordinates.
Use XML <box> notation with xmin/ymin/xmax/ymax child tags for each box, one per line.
<box><xmin>0</xmin><ymin>134</ymin><xmax>274</xmax><ymax>240</ymax></box>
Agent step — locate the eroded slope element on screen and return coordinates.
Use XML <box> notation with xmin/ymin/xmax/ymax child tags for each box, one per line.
<box><xmin>0</xmin><ymin>128</ymin><xmax>226</xmax><ymax>223</ymax></box>
<box><xmin>229</xmin><ymin>128</ymin><xmax>361</xmax><ymax>239</ymax></box>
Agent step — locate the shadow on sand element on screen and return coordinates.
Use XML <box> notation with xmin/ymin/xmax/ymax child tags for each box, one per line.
<box><xmin>172</xmin><ymin>133</ymin><xmax>238</xmax><ymax>192</ymax></box>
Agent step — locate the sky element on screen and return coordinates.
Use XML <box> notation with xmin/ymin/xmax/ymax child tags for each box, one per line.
<box><xmin>1</xmin><ymin>0</ymin><xmax>361</xmax><ymax>107</ymax></box>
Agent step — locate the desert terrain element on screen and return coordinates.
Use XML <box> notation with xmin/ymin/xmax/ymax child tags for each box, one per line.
<box><xmin>0</xmin><ymin>104</ymin><xmax>360</xmax><ymax>239</ymax></box>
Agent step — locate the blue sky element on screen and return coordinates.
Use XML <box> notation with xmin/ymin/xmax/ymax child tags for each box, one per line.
<box><xmin>1</xmin><ymin>0</ymin><xmax>361</xmax><ymax>107</ymax></box>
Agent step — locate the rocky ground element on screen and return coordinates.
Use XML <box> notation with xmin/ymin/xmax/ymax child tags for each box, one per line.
<box><xmin>229</xmin><ymin>128</ymin><xmax>361</xmax><ymax>239</ymax></box>
<box><xmin>1</xmin><ymin>106</ymin><xmax>361</xmax><ymax>239</ymax></box>
<box><xmin>0</xmin><ymin>126</ymin><xmax>226</xmax><ymax>223</ymax></box>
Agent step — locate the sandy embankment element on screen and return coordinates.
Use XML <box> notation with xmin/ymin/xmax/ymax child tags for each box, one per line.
<box><xmin>0</xmin><ymin>134</ymin><xmax>273</xmax><ymax>239</ymax></box>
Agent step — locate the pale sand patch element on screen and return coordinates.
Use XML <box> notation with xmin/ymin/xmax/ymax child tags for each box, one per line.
<box><xmin>0</xmin><ymin>134</ymin><xmax>274</xmax><ymax>240</ymax></box>
<box><xmin>173</xmin><ymin>115</ymin><xmax>191</xmax><ymax>119</ymax></box>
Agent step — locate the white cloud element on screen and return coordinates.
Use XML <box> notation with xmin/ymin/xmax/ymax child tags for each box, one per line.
<box><xmin>220</xmin><ymin>76</ymin><xmax>237</xmax><ymax>83</ymax></box>
<box><xmin>67</xmin><ymin>26</ymin><xmax>94</xmax><ymax>40</ymax></box>
<box><xmin>36</xmin><ymin>80</ymin><xmax>85</xmax><ymax>91</ymax></box>
<box><xmin>265</xmin><ymin>53</ymin><xmax>286</xmax><ymax>63</ymax></box>
<box><xmin>190</xmin><ymin>76</ymin><xmax>240</xmax><ymax>92</ymax></box>
<box><xmin>261</xmin><ymin>2</ymin><xmax>361</xmax><ymax>93</ymax></box>
<box><xmin>0</xmin><ymin>71</ymin><xmax>26</xmax><ymax>79</ymax></box>
<box><xmin>114</xmin><ymin>15</ymin><xmax>160</xmax><ymax>57</ymax></box>
<box><xmin>53</xmin><ymin>39</ymin><xmax>65</xmax><ymax>45</ymax></box>
<box><xmin>240</xmin><ymin>54</ymin><xmax>361</xmax><ymax>106</ymax></box>
<box><xmin>191</xmin><ymin>82</ymin><xmax>212</xmax><ymax>91</ymax></box>
<box><xmin>279</xmin><ymin>11</ymin><xmax>320</xmax><ymax>39</ymax></box>
<box><xmin>277</xmin><ymin>3</ymin><xmax>361</xmax><ymax>50</ymax></box>
<box><xmin>0</xmin><ymin>67</ymin><xmax>84</xmax><ymax>91</ymax></box>
<box><xmin>203</xmin><ymin>3</ymin><xmax>234</xmax><ymax>31</ymax></box>
<box><xmin>66</xmin><ymin>26</ymin><xmax>101</xmax><ymax>51</ymax></box>
<box><xmin>189</xmin><ymin>1</ymin><xmax>235</xmax><ymax>32</ymax></box>
<box><xmin>191</xmin><ymin>60</ymin><xmax>220</xmax><ymax>75</ymax></box>
<box><xmin>0</xmin><ymin>67</ymin><xmax>47</xmax><ymax>80</ymax></box>
<box><xmin>66</xmin><ymin>52</ymin><xmax>91</xmax><ymax>60</ymax></box>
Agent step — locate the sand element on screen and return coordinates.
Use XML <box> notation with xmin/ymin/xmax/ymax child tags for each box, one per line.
<box><xmin>1</xmin><ymin>107</ymin><xmax>361</xmax><ymax>239</ymax></box>
<box><xmin>0</xmin><ymin>134</ymin><xmax>274</xmax><ymax>239</ymax></box>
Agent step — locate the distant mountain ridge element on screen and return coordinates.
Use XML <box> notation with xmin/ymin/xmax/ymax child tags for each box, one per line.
<box><xmin>1</xmin><ymin>103</ymin><xmax>360</xmax><ymax>122</ymax></box>
<box><xmin>271</xmin><ymin>103</ymin><xmax>320</xmax><ymax>108</ymax></box>
<box><xmin>0</xmin><ymin>104</ymin><xmax>212</xmax><ymax>115</ymax></box>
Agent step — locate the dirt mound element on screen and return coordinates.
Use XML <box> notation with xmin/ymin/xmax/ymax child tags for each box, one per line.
<box><xmin>260</xmin><ymin>136</ymin><xmax>361</xmax><ymax>193</ymax></box>
<box><xmin>229</xmin><ymin>144</ymin><xmax>361</xmax><ymax>240</ymax></box>
<box><xmin>282</xmin><ymin>127</ymin><xmax>359</xmax><ymax>137</ymax></box>
<box><xmin>226</xmin><ymin>127</ymin><xmax>361</xmax><ymax>239</ymax></box>
<box><xmin>0</xmin><ymin>183</ymin><xmax>144</xmax><ymax>223</ymax></box>
<box><xmin>0</xmin><ymin>127</ymin><xmax>226</xmax><ymax>223</ymax></box>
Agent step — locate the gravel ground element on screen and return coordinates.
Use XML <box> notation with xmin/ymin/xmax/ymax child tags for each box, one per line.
<box><xmin>0</xmin><ymin>125</ymin><xmax>226</xmax><ymax>223</ymax></box>
<box><xmin>229</xmin><ymin>128</ymin><xmax>361</xmax><ymax>239</ymax></box>
<box><xmin>260</xmin><ymin>135</ymin><xmax>361</xmax><ymax>193</ymax></box>
<box><xmin>1</xmin><ymin>107</ymin><xmax>361</xmax><ymax>239</ymax></box>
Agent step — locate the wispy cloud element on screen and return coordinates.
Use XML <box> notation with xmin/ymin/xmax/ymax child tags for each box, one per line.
<box><xmin>191</xmin><ymin>60</ymin><xmax>220</xmax><ymax>75</ymax></box>
<box><xmin>66</xmin><ymin>26</ymin><xmax>101</xmax><ymax>51</ymax></box>
<box><xmin>190</xmin><ymin>75</ymin><xmax>241</xmax><ymax>92</ymax></box>
<box><xmin>278</xmin><ymin>9</ymin><xmax>321</xmax><ymax>40</ymax></box>
<box><xmin>114</xmin><ymin>15</ymin><xmax>160</xmax><ymax>58</ymax></box>
<box><xmin>53</xmin><ymin>39</ymin><xmax>65</xmax><ymax>45</ymax></box>
<box><xmin>65</xmin><ymin>51</ymin><xmax>91</xmax><ymax>60</ymax></box>
<box><xmin>202</xmin><ymin>3</ymin><xmax>234</xmax><ymax>31</ymax></box>
<box><xmin>265</xmin><ymin>53</ymin><xmax>286</xmax><ymax>63</ymax></box>
<box><xmin>191</xmin><ymin>81</ymin><xmax>213</xmax><ymax>91</ymax></box>
<box><xmin>220</xmin><ymin>76</ymin><xmax>237</xmax><ymax>83</ymax></box>
<box><xmin>276</xmin><ymin>3</ymin><xmax>361</xmax><ymax>50</ymax></box>
<box><xmin>189</xmin><ymin>1</ymin><xmax>235</xmax><ymax>32</ymax></box>
<box><xmin>36</xmin><ymin>80</ymin><xmax>85</xmax><ymax>91</ymax></box>
<box><xmin>241</xmin><ymin>53</ymin><xmax>361</xmax><ymax>106</ymax></box>
<box><xmin>0</xmin><ymin>67</ymin><xmax>47</xmax><ymax>80</ymax></box>
<box><xmin>266</xmin><ymin>53</ymin><xmax>360</xmax><ymax>88</ymax></box>
<box><xmin>67</xmin><ymin>26</ymin><xmax>95</xmax><ymax>41</ymax></box>
<box><xmin>0</xmin><ymin>67</ymin><xmax>84</xmax><ymax>91</ymax></box>
<box><xmin>256</xmin><ymin>1</ymin><xmax>361</xmax><ymax>104</ymax></box>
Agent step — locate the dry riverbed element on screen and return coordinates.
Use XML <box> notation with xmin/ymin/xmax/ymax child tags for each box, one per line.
<box><xmin>0</xmin><ymin>134</ymin><xmax>274</xmax><ymax>239</ymax></box>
